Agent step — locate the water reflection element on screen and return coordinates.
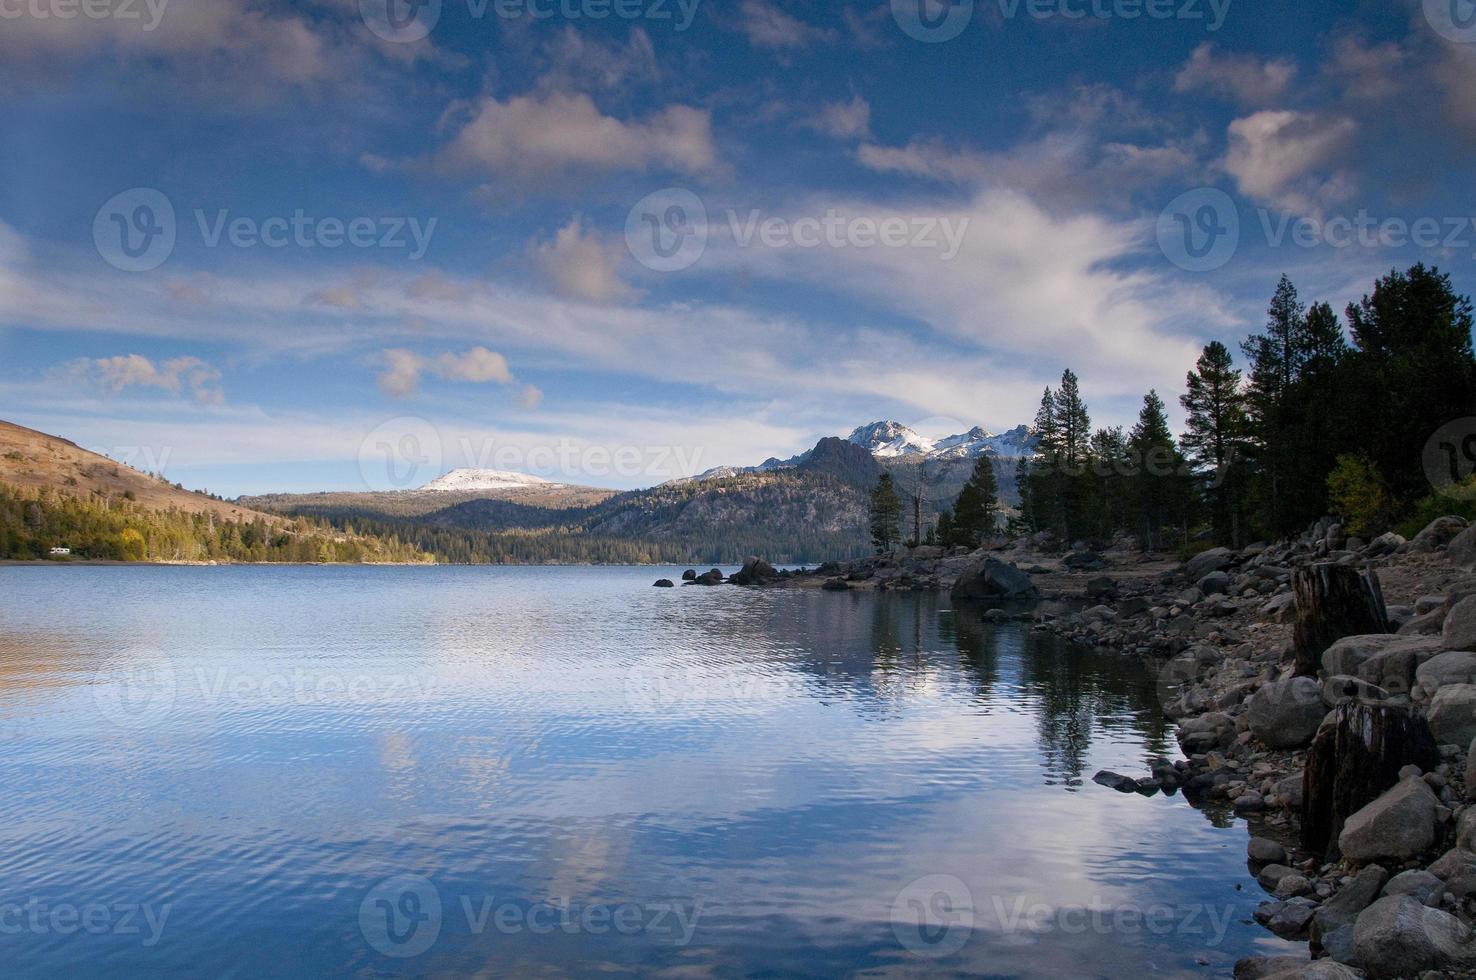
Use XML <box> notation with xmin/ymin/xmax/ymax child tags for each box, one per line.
<box><xmin>0</xmin><ymin>566</ymin><xmax>1289</xmax><ymax>978</ymax></box>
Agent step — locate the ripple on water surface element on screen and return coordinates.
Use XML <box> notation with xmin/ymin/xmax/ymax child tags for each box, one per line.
<box><xmin>0</xmin><ymin>565</ymin><xmax>1294</xmax><ymax>977</ymax></box>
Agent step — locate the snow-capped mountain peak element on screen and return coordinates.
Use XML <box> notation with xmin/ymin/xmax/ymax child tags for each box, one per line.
<box><xmin>846</xmin><ymin>421</ymin><xmax>935</xmax><ymax>458</ymax></box>
<box><xmin>418</xmin><ymin>468</ymin><xmax>561</xmax><ymax>492</ymax></box>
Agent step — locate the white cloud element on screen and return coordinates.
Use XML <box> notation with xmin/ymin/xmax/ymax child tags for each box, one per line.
<box><xmin>0</xmin><ymin>0</ymin><xmax>446</xmax><ymax>99</ymax></box>
<box><xmin>531</xmin><ymin>218</ymin><xmax>637</xmax><ymax>304</ymax></box>
<box><xmin>435</xmin><ymin>90</ymin><xmax>716</xmax><ymax>188</ymax></box>
<box><xmin>737</xmin><ymin>0</ymin><xmax>834</xmax><ymax>49</ymax></box>
<box><xmin>1223</xmin><ymin>110</ymin><xmax>1357</xmax><ymax>215</ymax></box>
<box><xmin>1174</xmin><ymin>43</ymin><xmax>1297</xmax><ymax>106</ymax></box>
<box><xmin>378</xmin><ymin>347</ymin><xmax>516</xmax><ymax>398</ymax></box>
<box><xmin>804</xmin><ymin>96</ymin><xmax>872</xmax><ymax>140</ymax></box>
<box><xmin>56</xmin><ymin>354</ymin><xmax>224</xmax><ymax>405</ymax></box>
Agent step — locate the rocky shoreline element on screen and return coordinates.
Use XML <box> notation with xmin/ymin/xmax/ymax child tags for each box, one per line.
<box><xmin>676</xmin><ymin>518</ymin><xmax>1476</xmax><ymax>978</ymax></box>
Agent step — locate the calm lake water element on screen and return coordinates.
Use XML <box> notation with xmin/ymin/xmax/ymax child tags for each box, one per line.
<box><xmin>0</xmin><ymin>565</ymin><xmax>1295</xmax><ymax>977</ymax></box>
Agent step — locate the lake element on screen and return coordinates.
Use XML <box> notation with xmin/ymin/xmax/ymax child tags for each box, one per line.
<box><xmin>0</xmin><ymin>565</ymin><xmax>1294</xmax><ymax>977</ymax></box>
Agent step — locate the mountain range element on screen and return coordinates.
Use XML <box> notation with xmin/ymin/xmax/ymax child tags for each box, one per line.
<box><xmin>679</xmin><ymin>420</ymin><xmax>1036</xmax><ymax>484</ymax></box>
<box><xmin>2</xmin><ymin>417</ymin><xmax>1038</xmax><ymax>564</ymax></box>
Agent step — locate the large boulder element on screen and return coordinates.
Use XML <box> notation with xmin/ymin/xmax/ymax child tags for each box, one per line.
<box><xmin>1184</xmin><ymin>546</ymin><xmax>1234</xmax><ymax>580</ymax></box>
<box><xmin>1323</xmin><ymin>635</ymin><xmax>1443</xmax><ymax>696</ymax></box>
<box><xmin>1411</xmin><ymin>516</ymin><xmax>1469</xmax><ymax>552</ymax></box>
<box><xmin>1428</xmin><ymin>684</ymin><xmax>1476</xmax><ymax>746</ymax></box>
<box><xmin>1311</xmin><ymin>863</ymin><xmax>1387</xmax><ymax>947</ymax></box>
<box><xmin>1444</xmin><ymin>595</ymin><xmax>1476</xmax><ymax>650</ymax></box>
<box><xmin>729</xmin><ymin>556</ymin><xmax>779</xmax><ymax>586</ymax></box>
<box><xmin>951</xmin><ymin>558</ymin><xmax>1038</xmax><ymax>601</ymax></box>
<box><xmin>1246</xmin><ymin>677</ymin><xmax>1327</xmax><ymax>749</ymax></box>
<box><xmin>1416</xmin><ymin>650</ymin><xmax>1476</xmax><ymax>695</ymax></box>
<box><xmin>1338</xmin><ymin>775</ymin><xmax>1439</xmax><ymax>864</ymax></box>
<box><xmin>1352</xmin><ymin>895</ymin><xmax>1476</xmax><ymax>978</ymax></box>
<box><xmin>1449</xmin><ymin>526</ymin><xmax>1476</xmax><ymax>568</ymax></box>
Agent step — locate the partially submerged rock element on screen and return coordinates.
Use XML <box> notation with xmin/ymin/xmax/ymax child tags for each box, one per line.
<box><xmin>950</xmin><ymin>557</ymin><xmax>1038</xmax><ymax>601</ymax></box>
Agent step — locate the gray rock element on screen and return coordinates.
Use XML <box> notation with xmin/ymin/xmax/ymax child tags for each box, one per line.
<box><xmin>1274</xmin><ymin>873</ymin><xmax>1312</xmax><ymax>898</ymax></box>
<box><xmin>1411</xmin><ymin>516</ymin><xmax>1469</xmax><ymax>552</ymax></box>
<box><xmin>951</xmin><ymin>558</ymin><xmax>1038</xmax><ymax>601</ymax></box>
<box><xmin>1384</xmin><ymin>869</ymin><xmax>1445</xmax><ymax>906</ymax></box>
<box><xmin>1352</xmin><ymin>894</ymin><xmax>1476</xmax><ymax>978</ymax></box>
<box><xmin>1199</xmin><ymin>569</ymin><xmax>1233</xmax><ymax>595</ymax></box>
<box><xmin>652</xmin><ymin>579</ymin><xmax>674</xmax><ymax>587</ymax></box>
<box><xmin>1267</xmin><ymin>897</ymin><xmax>1318</xmax><ymax>938</ymax></box>
<box><xmin>1236</xmin><ymin>957</ymin><xmax>1363</xmax><ymax>980</ymax></box>
<box><xmin>1449</xmin><ymin>526</ymin><xmax>1476</xmax><ymax>568</ymax></box>
<box><xmin>1258</xmin><ymin>864</ymin><xmax>1299</xmax><ymax>891</ymax></box>
<box><xmin>1364</xmin><ymin>531</ymin><xmax>1407</xmax><ymax>557</ymax></box>
<box><xmin>1249</xmin><ymin>837</ymin><xmax>1288</xmax><ymax>864</ymax></box>
<box><xmin>1398</xmin><ymin>609</ymin><xmax>1447</xmax><ymax>636</ymax></box>
<box><xmin>1312</xmin><ymin>863</ymin><xmax>1388</xmax><ymax>943</ymax></box>
<box><xmin>1417</xmin><ymin>650</ymin><xmax>1476</xmax><ymax>694</ymax></box>
<box><xmin>1184</xmin><ymin>546</ymin><xmax>1234</xmax><ymax>580</ymax></box>
<box><xmin>1444</xmin><ymin>595</ymin><xmax>1476</xmax><ymax>650</ymax></box>
<box><xmin>1470</xmin><ymin>735</ymin><xmax>1476</xmax><ymax>799</ymax></box>
<box><xmin>1260</xmin><ymin>592</ymin><xmax>1298</xmax><ymax>624</ymax></box>
<box><xmin>1429</xmin><ymin>848</ymin><xmax>1476</xmax><ymax>882</ymax></box>
<box><xmin>1338</xmin><ymin>775</ymin><xmax>1439</xmax><ymax>864</ymax></box>
<box><xmin>1247</xmin><ymin>677</ymin><xmax>1327</xmax><ymax>749</ymax></box>
<box><xmin>1318</xmin><ymin>924</ymin><xmax>1358</xmax><ymax>967</ymax></box>
<box><xmin>1428</xmin><ymin>684</ymin><xmax>1476</xmax><ymax>746</ymax></box>
<box><xmin>1092</xmin><ymin>770</ymin><xmax>1138</xmax><ymax>792</ymax></box>
<box><xmin>1323</xmin><ymin>635</ymin><xmax>1444</xmax><ymax>696</ymax></box>
<box><xmin>1273</xmin><ymin>771</ymin><xmax>1305</xmax><ymax>809</ymax></box>
<box><xmin>1082</xmin><ymin>604</ymin><xmax>1117</xmax><ymax>622</ymax></box>
<box><xmin>1417</xmin><ymin>594</ymin><xmax>1448</xmax><ymax>615</ymax></box>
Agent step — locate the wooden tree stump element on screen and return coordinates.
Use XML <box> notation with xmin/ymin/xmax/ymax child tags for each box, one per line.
<box><xmin>1292</xmin><ymin>563</ymin><xmax>1388</xmax><ymax>677</ymax></box>
<box><xmin>1301</xmin><ymin>701</ymin><xmax>1439</xmax><ymax>856</ymax></box>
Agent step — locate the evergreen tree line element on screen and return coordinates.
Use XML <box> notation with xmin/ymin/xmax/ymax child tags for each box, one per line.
<box><xmin>0</xmin><ymin>484</ymin><xmax>431</xmax><ymax>563</ymax></box>
<box><xmin>870</xmin><ymin>263</ymin><xmax>1476</xmax><ymax>552</ymax></box>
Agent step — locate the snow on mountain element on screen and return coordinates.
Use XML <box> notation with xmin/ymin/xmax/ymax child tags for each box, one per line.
<box><xmin>673</xmin><ymin>420</ymin><xmax>1037</xmax><ymax>485</ymax></box>
<box><xmin>845</xmin><ymin>421</ymin><xmax>935</xmax><ymax>458</ymax></box>
<box><xmin>418</xmin><ymin>468</ymin><xmax>561</xmax><ymax>492</ymax></box>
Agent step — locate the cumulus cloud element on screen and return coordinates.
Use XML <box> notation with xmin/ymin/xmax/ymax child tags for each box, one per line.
<box><xmin>57</xmin><ymin>354</ymin><xmax>224</xmax><ymax>405</ymax></box>
<box><xmin>377</xmin><ymin>347</ymin><xmax>519</xmax><ymax>398</ymax></box>
<box><xmin>435</xmin><ymin>90</ymin><xmax>716</xmax><ymax>188</ymax></box>
<box><xmin>1223</xmin><ymin>110</ymin><xmax>1357</xmax><ymax>215</ymax></box>
<box><xmin>531</xmin><ymin>219</ymin><xmax>636</xmax><ymax>304</ymax></box>
<box><xmin>1174</xmin><ymin>43</ymin><xmax>1297</xmax><ymax>106</ymax></box>
<box><xmin>0</xmin><ymin>0</ymin><xmax>445</xmax><ymax>100</ymax></box>
<box><xmin>804</xmin><ymin>96</ymin><xmax>872</xmax><ymax>140</ymax></box>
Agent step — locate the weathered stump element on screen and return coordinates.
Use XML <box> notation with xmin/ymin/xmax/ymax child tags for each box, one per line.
<box><xmin>1301</xmin><ymin>700</ymin><xmax>1439</xmax><ymax>856</ymax></box>
<box><xmin>1292</xmin><ymin>562</ymin><xmax>1388</xmax><ymax>677</ymax></box>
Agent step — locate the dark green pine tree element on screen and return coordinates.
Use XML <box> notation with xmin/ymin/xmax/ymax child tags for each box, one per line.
<box><xmin>1127</xmin><ymin>390</ymin><xmax>1188</xmax><ymax>551</ymax></box>
<box><xmin>1240</xmin><ymin>274</ymin><xmax>1306</xmax><ymax>535</ymax></box>
<box><xmin>868</xmin><ymin>472</ymin><xmax>903</xmax><ymax>553</ymax></box>
<box><xmin>949</xmin><ymin>456</ymin><xmax>999</xmax><ymax>547</ymax></box>
<box><xmin>1012</xmin><ymin>455</ymin><xmax>1035</xmax><ymax>534</ymax></box>
<box><xmin>1180</xmin><ymin>341</ymin><xmax>1249</xmax><ymax>546</ymax></box>
<box><xmin>1055</xmin><ymin>369</ymin><xmax>1092</xmax><ymax>470</ymax></box>
<box><xmin>1344</xmin><ymin>264</ymin><xmax>1476</xmax><ymax>504</ymax></box>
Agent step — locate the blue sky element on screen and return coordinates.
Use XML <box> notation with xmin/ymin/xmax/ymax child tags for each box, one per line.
<box><xmin>1</xmin><ymin>0</ymin><xmax>1473</xmax><ymax>494</ymax></box>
